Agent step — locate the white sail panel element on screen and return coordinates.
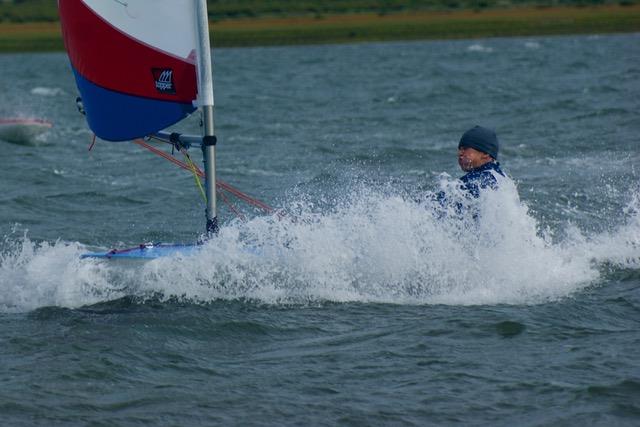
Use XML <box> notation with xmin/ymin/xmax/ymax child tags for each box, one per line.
<box><xmin>82</xmin><ymin>0</ymin><xmax>199</xmax><ymax>60</ymax></box>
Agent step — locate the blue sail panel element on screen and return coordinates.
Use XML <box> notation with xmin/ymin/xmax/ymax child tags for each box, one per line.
<box><xmin>73</xmin><ymin>69</ymin><xmax>196</xmax><ymax>142</ymax></box>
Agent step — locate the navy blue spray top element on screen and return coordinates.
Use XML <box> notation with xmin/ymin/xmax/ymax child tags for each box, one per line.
<box><xmin>459</xmin><ymin>161</ymin><xmax>505</xmax><ymax>198</ymax></box>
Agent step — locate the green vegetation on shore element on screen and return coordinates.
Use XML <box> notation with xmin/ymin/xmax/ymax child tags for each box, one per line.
<box><xmin>0</xmin><ymin>3</ymin><xmax>638</xmax><ymax>52</ymax></box>
<box><xmin>1</xmin><ymin>0</ymin><xmax>639</xmax><ymax>23</ymax></box>
<box><xmin>210</xmin><ymin>6</ymin><xmax>640</xmax><ymax>47</ymax></box>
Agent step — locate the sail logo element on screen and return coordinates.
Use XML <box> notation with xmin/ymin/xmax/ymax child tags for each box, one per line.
<box><xmin>152</xmin><ymin>68</ymin><xmax>176</xmax><ymax>94</ymax></box>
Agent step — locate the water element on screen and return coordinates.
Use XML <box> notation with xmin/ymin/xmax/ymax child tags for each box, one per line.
<box><xmin>1</xmin><ymin>33</ymin><xmax>639</xmax><ymax>425</ymax></box>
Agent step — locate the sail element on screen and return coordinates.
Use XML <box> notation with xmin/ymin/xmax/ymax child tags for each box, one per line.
<box><xmin>58</xmin><ymin>0</ymin><xmax>199</xmax><ymax>141</ymax></box>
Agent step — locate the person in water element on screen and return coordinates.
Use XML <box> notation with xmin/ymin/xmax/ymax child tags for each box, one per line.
<box><xmin>456</xmin><ymin>125</ymin><xmax>505</xmax><ymax>198</ymax></box>
<box><xmin>433</xmin><ymin>125</ymin><xmax>506</xmax><ymax>216</ymax></box>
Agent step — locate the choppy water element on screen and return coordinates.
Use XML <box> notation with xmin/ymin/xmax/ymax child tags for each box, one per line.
<box><xmin>1</xmin><ymin>33</ymin><xmax>639</xmax><ymax>426</ymax></box>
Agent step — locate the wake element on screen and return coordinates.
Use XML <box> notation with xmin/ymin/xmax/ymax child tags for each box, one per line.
<box><xmin>1</xmin><ymin>180</ymin><xmax>638</xmax><ymax>312</ymax></box>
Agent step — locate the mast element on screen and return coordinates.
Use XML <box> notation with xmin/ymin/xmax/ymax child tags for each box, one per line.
<box><xmin>194</xmin><ymin>0</ymin><xmax>218</xmax><ymax>235</ymax></box>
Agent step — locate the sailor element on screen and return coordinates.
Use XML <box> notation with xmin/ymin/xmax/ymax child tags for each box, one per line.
<box><xmin>456</xmin><ymin>125</ymin><xmax>504</xmax><ymax>198</ymax></box>
<box><xmin>434</xmin><ymin>125</ymin><xmax>507</xmax><ymax>215</ymax></box>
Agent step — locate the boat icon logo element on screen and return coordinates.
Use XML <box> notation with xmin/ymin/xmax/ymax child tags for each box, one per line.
<box><xmin>152</xmin><ymin>68</ymin><xmax>176</xmax><ymax>94</ymax></box>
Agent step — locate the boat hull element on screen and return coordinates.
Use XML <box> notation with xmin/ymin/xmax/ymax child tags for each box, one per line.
<box><xmin>0</xmin><ymin>118</ymin><xmax>52</xmax><ymax>145</ymax></box>
<box><xmin>81</xmin><ymin>243</ymin><xmax>202</xmax><ymax>259</ymax></box>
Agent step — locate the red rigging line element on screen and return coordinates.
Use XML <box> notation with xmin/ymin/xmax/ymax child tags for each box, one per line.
<box><xmin>132</xmin><ymin>138</ymin><xmax>274</xmax><ymax>216</ymax></box>
<box><xmin>218</xmin><ymin>188</ymin><xmax>245</xmax><ymax>221</ymax></box>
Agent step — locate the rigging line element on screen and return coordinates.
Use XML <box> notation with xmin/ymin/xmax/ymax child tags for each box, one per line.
<box><xmin>133</xmin><ymin>139</ymin><xmax>274</xmax><ymax>213</ymax></box>
<box><xmin>180</xmin><ymin>148</ymin><xmax>256</xmax><ymax>220</ymax></box>
<box><xmin>181</xmin><ymin>149</ymin><xmax>207</xmax><ymax>203</ymax></box>
<box><xmin>217</xmin><ymin>181</ymin><xmax>274</xmax><ymax>214</ymax></box>
<box><xmin>138</xmin><ymin>138</ymin><xmax>274</xmax><ymax>212</ymax></box>
<box><xmin>88</xmin><ymin>134</ymin><xmax>97</xmax><ymax>151</ymax></box>
<box><xmin>133</xmin><ymin>139</ymin><xmax>200</xmax><ymax>175</ymax></box>
<box><xmin>218</xmin><ymin>189</ymin><xmax>245</xmax><ymax>221</ymax></box>
<box><xmin>132</xmin><ymin>139</ymin><xmax>241</xmax><ymax>219</ymax></box>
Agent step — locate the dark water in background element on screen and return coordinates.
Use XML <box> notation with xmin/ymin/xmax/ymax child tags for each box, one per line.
<box><xmin>1</xmin><ymin>33</ymin><xmax>639</xmax><ymax>425</ymax></box>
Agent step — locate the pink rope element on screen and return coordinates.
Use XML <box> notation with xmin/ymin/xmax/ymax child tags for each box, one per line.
<box><xmin>133</xmin><ymin>139</ymin><xmax>275</xmax><ymax>216</ymax></box>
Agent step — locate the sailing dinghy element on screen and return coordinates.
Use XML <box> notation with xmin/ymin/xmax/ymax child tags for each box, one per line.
<box><xmin>59</xmin><ymin>0</ymin><xmax>269</xmax><ymax>259</ymax></box>
<box><xmin>0</xmin><ymin>118</ymin><xmax>52</xmax><ymax>145</ymax></box>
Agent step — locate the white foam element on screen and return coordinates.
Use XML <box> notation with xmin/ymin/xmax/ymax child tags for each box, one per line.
<box><xmin>582</xmin><ymin>190</ymin><xmax>640</xmax><ymax>269</ymax></box>
<box><xmin>30</xmin><ymin>87</ymin><xmax>65</xmax><ymax>96</ymax></box>
<box><xmin>2</xmin><ymin>181</ymin><xmax>638</xmax><ymax>312</ymax></box>
<box><xmin>0</xmin><ymin>233</ymin><xmax>126</xmax><ymax>312</ymax></box>
<box><xmin>467</xmin><ymin>44</ymin><xmax>494</xmax><ymax>53</ymax></box>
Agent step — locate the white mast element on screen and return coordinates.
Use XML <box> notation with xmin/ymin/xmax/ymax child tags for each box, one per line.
<box><xmin>194</xmin><ymin>0</ymin><xmax>217</xmax><ymax>235</ymax></box>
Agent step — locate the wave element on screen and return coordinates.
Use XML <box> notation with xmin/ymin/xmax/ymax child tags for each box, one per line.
<box><xmin>467</xmin><ymin>44</ymin><xmax>494</xmax><ymax>53</ymax></box>
<box><xmin>30</xmin><ymin>87</ymin><xmax>65</xmax><ymax>97</ymax></box>
<box><xmin>0</xmin><ymin>232</ymin><xmax>126</xmax><ymax>313</ymax></box>
<box><xmin>1</xmin><ymin>179</ymin><xmax>638</xmax><ymax>313</ymax></box>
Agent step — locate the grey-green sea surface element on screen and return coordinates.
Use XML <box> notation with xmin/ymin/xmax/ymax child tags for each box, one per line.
<box><xmin>1</xmin><ymin>34</ymin><xmax>639</xmax><ymax>426</ymax></box>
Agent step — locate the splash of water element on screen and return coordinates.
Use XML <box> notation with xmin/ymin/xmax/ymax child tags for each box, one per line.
<box><xmin>30</xmin><ymin>87</ymin><xmax>65</xmax><ymax>97</ymax></box>
<box><xmin>1</xmin><ymin>181</ymin><xmax>638</xmax><ymax>312</ymax></box>
<box><xmin>0</xmin><ymin>231</ymin><xmax>126</xmax><ymax>312</ymax></box>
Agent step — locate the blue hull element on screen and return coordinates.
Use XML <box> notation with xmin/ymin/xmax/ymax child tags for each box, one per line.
<box><xmin>81</xmin><ymin>243</ymin><xmax>202</xmax><ymax>260</ymax></box>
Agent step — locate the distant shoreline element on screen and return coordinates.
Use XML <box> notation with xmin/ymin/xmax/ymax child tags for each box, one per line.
<box><xmin>0</xmin><ymin>5</ymin><xmax>638</xmax><ymax>52</ymax></box>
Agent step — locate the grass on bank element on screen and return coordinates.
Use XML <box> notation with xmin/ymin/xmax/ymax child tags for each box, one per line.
<box><xmin>0</xmin><ymin>22</ymin><xmax>61</xmax><ymax>52</ymax></box>
<box><xmin>0</xmin><ymin>5</ymin><xmax>638</xmax><ymax>52</ymax></box>
<box><xmin>1</xmin><ymin>0</ymin><xmax>637</xmax><ymax>23</ymax></box>
<box><xmin>210</xmin><ymin>5</ymin><xmax>640</xmax><ymax>46</ymax></box>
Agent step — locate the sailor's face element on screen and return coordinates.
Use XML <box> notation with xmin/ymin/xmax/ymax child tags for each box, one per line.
<box><xmin>458</xmin><ymin>147</ymin><xmax>491</xmax><ymax>171</ymax></box>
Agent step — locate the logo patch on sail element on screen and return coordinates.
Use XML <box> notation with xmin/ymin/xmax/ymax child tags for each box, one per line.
<box><xmin>152</xmin><ymin>68</ymin><xmax>176</xmax><ymax>94</ymax></box>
